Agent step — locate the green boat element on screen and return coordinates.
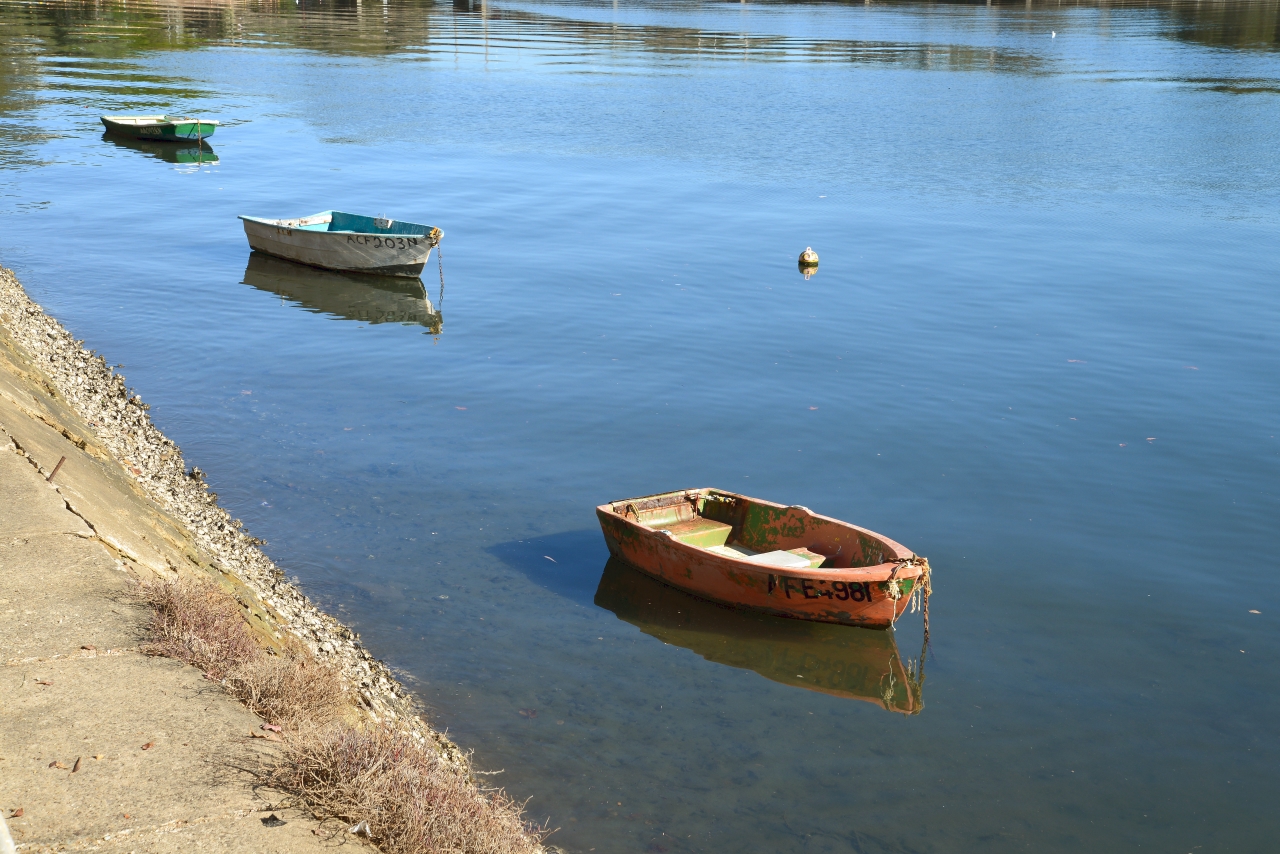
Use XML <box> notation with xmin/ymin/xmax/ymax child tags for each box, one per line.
<box><xmin>100</xmin><ymin>115</ymin><xmax>219</xmax><ymax>142</ymax></box>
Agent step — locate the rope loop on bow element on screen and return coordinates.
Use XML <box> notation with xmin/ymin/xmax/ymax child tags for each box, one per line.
<box><xmin>886</xmin><ymin>556</ymin><xmax>931</xmax><ymax>639</ymax></box>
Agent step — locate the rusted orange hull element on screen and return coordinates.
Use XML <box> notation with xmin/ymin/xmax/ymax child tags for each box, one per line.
<box><xmin>596</xmin><ymin>488</ymin><xmax>927</xmax><ymax>629</ymax></box>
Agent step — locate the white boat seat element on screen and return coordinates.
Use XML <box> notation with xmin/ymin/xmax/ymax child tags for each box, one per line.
<box><xmin>706</xmin><ymin>543</ymin><xmax>757</xmax><ymax>559</ymax></box>
<box><xmin>705</xmin><ymin>544</ymin><xmax>813</xmax><ymax>569</ymax></box>
<box><xmin>746</xmin><ymin>550</ymin><xmax>815</xmax><ymax>569</ymax></box>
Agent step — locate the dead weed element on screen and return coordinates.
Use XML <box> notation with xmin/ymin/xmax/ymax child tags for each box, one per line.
<box><xmin>138</xmin><ymin>577</ymin><xmax>258</xmax><ymax>678</ymax></box>
<box><xmin>225</xmin><ymin>653</ymin><xmax>347</xmax><ymax>729</ymax></box>
<box><xmin>267</xmin><ymin>722</ymin><xmax>547</xmax><ymax>854</ymax></box>
<box><xmin>138</xmin><ymin>576</ymin><xmax>547</xmax><ymax>853</ymax></box>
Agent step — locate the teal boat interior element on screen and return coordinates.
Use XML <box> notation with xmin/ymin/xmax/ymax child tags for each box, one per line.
<box><xmin>239</xmin><ymin>211</ymin><xmax>438</xmax><ymax>238</ymax></box>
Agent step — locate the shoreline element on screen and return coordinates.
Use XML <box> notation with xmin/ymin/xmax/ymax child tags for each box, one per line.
<box><xmin>0</xmin><ymin>266</ymin><xmax>496</xmax><ymax>818</ymax></box>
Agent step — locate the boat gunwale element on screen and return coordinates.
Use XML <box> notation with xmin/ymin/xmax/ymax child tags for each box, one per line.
<box><xmin>101</xmin><ymin>115</ymin><xmax>222</xmax><ymax>127</ymax></box>
<box><xmin>596</xmin><ymin>487</ymin><xmax>919</xmax><ymax>583</ymax></box>
<box><xmin>238</xmin><ymin>211</ymin><xmax>442</xmax><ymax>240</ymax></box>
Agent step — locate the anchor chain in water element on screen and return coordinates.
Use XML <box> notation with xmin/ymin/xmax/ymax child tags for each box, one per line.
<box><xmin>436</xmin><ymin>243</ymin><xmax>446</xmax><ymax>309</ymax></box>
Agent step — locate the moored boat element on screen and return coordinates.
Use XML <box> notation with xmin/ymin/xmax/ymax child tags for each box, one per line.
<box><xmin>238</xmin><ymin>211</ymin><xmax>442</xmax><ymax>278</ymax></box>
<box><xmin>595</xmin><ymin>488</ymin><xmax>931</xmax><ymax>629</ymax></box>
<box><xmin>100</xmin><ymin>115</ymin><xmax>219</xmax><ymax>142</ymax></box>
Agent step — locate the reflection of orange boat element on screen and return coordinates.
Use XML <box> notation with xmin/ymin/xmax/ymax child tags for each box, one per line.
<box><xmin>596</xmin><ymin>489</ymin><xmax>930</xmax><ymax>628</ymax></box>
<box><xmin>594</xmin><ymin>558</ymin><xmax>923</xmax><ymax>713</ymax></box>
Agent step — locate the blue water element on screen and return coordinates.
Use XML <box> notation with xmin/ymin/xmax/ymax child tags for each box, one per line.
<box><xmin>1</xmin><ymin>1</ymin><xmax>1278</xmax><ymax>850</ymax></box>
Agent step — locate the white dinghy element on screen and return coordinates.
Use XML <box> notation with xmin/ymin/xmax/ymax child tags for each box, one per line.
<box><xmin>238</xmin><ymin>211</ymin><xmax>442</xmax><ymax>278</ymax></box>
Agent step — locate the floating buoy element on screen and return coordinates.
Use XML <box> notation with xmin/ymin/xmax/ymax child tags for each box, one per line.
<box><xmin>798</xmin><ymin>247</ymin><xmax>819</xmax><ymax>279</ymax></box>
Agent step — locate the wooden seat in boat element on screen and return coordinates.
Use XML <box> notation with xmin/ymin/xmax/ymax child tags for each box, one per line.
<box><xmin>705</xmin><ymin>543</ymin><xmax>827</xmax><ymax>569</ymax></box>
<box><xmin>643</xmin><ymin>497</ymin><xmax>830</xmax><ymax>568</ymax></box>
<box><xmin>662</xmin><ymin>517</ymin><xmax>733</xmax><ymax>548</ymax></box>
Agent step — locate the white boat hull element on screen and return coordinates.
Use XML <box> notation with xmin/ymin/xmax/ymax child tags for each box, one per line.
<box><xmin>241</xmin><ymin>218</ymin><xmax>436</xmax><ymax>278</ymax></box>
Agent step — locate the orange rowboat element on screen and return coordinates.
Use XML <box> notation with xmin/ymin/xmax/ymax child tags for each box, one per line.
<box><xmin>596</xmin><ymin>488</ymin><xmax>931</xmax><ymax>629</ymax></box>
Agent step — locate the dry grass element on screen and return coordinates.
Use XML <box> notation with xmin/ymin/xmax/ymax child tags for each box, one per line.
<box><xmin>224</xmin><ymin>653</ymin><xmax>347</xmax><ymax>729</ymax></box>
<box><xmin>138</xmin><ymin>576</ymin><xmax>548</xmax><ymax>854</ymax></box>
<box><xmin>139</xmin><ymin>577</ymin><xmax>259</xmax><ymax>679</ymax></box>
<box><xmin>265</xmin><ymin>723</ymin><xmax>547</xmax><ymax>854</ymax></box>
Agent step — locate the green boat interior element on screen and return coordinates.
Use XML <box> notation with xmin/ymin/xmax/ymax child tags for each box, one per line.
<box><xmin>257</xmin><ymin>211</ymin><xmax>437</xmax><ymax>237</ymax></box>
<box><xmin>610</xmin><ymin>489</ymin><xmax>900</xmax><ymax>570</ymax></box>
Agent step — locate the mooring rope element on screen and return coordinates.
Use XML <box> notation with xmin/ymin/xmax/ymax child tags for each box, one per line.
<box><xmin>901</xmin><ymin>558</ymin><xmax>933</xmax><ymax>711</ymax></box>
<box><xmin>923</xmin><ymin>568</ymin><xmax>931</xmax><ymax>649</ymax></box>
<box><xmin>885</xmin><ymin>556</ymin><xmax>931</xmax><ymax>651</ymax></box>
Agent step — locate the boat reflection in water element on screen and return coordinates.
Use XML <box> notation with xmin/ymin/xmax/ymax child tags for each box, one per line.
<box><xmin>101</xmin><ymin>132</ymin><xmax>219</xmax><ymax>165</ymax></box>
<box><xmin>594</xmin><ymin>558</ymin><xmax>924</xmax><ymax>714</ymax></box>
<box><xmin>241</xmin><ymin>251</ymin><xmax>443</xmax><ymax>333</ymax></box>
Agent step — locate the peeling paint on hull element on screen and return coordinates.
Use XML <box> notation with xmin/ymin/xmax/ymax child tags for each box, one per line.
<box><xmin>596</xmin><ymin>488</ymin><xmax>926</xmax><ymax>629</ymax></box>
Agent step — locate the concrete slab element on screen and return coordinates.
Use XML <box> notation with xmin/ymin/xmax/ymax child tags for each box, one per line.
<box><xmin>0</xmin><ymin>533</ymin><xmax>142</xmax><ymax>663</ymax></box>
<box><xmin>0</xmin><ymin>653</ymin><xmax>348</xmax><ymax>853</ymax></box>
<box><xmin>0</xmin><ymin>446</ymin><xmax>91</xmax><ymax>540</ymax></box>
<box><xmin>0</xmin><ymin>407</ymin><xmax>183</xmax><ymax>576</ymax></box>
<box><xmin>46</xmin><ymin>813</ymin><xmax>362</xmax><ymax>853</ymax></box>
<box><xmin>0</xmin><ymin>370</ymin><xmax>285</xmax><ymax>650</ymax></box>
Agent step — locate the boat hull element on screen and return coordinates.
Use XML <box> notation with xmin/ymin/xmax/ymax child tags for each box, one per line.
<box><xmin>101</xmin><ymin>116</ymin><xmax>217</xmax><ymax>142</ymax></box>
<box><xmin>240</xmin><ymin>218</ymin><xmax>435</xmax><ymax>277</ymax></box>
<box><xmin>596</xmin><ymin>489</ymin><xmax>926</xmax><ymax>629</ymax></box>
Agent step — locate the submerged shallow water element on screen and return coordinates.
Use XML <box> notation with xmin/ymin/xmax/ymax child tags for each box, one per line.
<box><xmin>1</xmin><ymin>1</ymin><xmax>1278</xmax><ymax>851</ymax></box>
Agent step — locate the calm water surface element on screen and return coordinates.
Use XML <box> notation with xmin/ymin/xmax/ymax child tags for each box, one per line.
<box><xmin>1</xmin><ymin>1</ymin><xmax>1278</xmax><ymax>851</ymax></box>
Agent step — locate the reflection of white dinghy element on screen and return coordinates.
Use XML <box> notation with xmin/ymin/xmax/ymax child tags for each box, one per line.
<box><xmin>241</xmin><ymin>252</ymin><xmax>442</xmax><ymax>334</ymax></box>
<box><xmin>238</xmin><ymin>210</ymin><xmax>442</xmax><ymax>278</ymax></box>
